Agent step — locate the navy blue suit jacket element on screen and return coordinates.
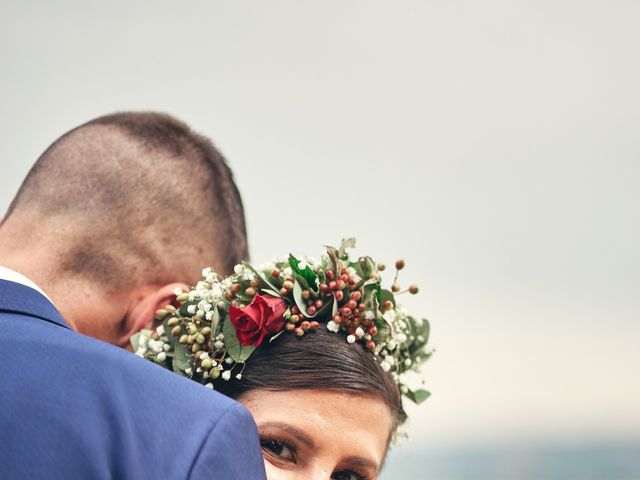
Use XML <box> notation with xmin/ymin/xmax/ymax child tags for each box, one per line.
<box><xmin>0</xmin><ymin>280</ymin><xmax>266</xmax><ymax>479</ymax></box>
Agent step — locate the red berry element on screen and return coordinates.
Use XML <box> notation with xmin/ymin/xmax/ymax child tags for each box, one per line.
<box><xmin>326</xmin><ymin>270</ymin><xmax>335</xmax><ymax>280</ymax></box>
<box><xmin>291</xmin><ymin>306</ymin><xmax>300</xmax><ymax>315</ymax></box>
<box><xmin>358</xmin><ymin>303</ymin><xmax>366</xmax><ymax>312</ymax></box>
<box><xmin>302</xmin><ymin>290</ymin><xmax>311</xmax><ymax>299</ymax></box>
<box><xmin>335</xmin><ymin>290</ymin><xmax>344</xmax><ymax>301</ymax></box>
<box><xmin>329</xmin><ymin>281</ymin><xmax>337</xmax><ymax>290</ymax></box>
<box><xmin>309</xmin><ymin>321</ymin><xmax>319</xmax><ymax>329</ymax></box>
<box><xmin>272</xmin><ymin>269</ymin><xmax>281</xmax><ymax>278</ymax></box>
<box><xmin>341</xmin><ymin>306</ymin><xmax>352</xmax><ymax>317</ymax></box>
<box><xmin>340</xmin><ymin>273</ymin><xmax>349</xmax><ymax>282</ymax></box>
<box><xmin>295</xmin><ymin>327</ymin><xmax>304</xmax><ymax>337</ymax></box>
<box><xmin>347</xmin><ymin>300</ymin><xmax>357</xmax><ymax>310</ymax></box>
<box><xmin>333</xmin><ymin>314</ymin><xmax>343</xmax><ymax>324</ymax></box>
<box><xmin>307</xmin><ymin>305</ymin><xmax>317</xmax><ymax>315</ymax></box>
<box><xmin>350</xmin><ymin>291</ymin><xmax>362</xmax><ymax>301</ymax></box>
<box><xmin>336</xmin><ymin>280</ymin><xmax>346</xmax><ymax>290</ymax></box>
<box><xmin>285</xmin><ymin>323</ymin><xmax>296</xmax><ymax>331</ymax></box>
<box><xmin>301</xmin><ymin>320</ymin><xmax>311</xmax><ymax>331</ymax></box>
<box><xmin>315</xmin><ymin>299</ymin><xmax>323</xmax><ymax>309</ymax></box>
<box><xmin>319</xmin><ymin>283</ymin><xmax>329</xmax><ymax>292</ymax></box>
<box><xmin>366</xmin><ymin>340</ymin><xmax>375</xmax><ymax>350</ymax></box>
<box><xmin>369</xmin><ymin>325</ymin><xmax>378</xmax><ymax>336</ymax></box>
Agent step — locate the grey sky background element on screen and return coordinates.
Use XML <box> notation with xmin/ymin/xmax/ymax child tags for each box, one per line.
<box><xmin>1</xmin><ymin>0</ymin><xmax>638</xmax><ymax>463</ymax></box>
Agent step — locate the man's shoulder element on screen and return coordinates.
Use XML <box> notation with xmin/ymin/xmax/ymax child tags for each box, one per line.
<box><xmin>0</xmin><ymin>310</ymin><xmax>264</xmax><ymax>479</ymax></box>
<box><xmin>0</xmin><ymin>308</ymin><xmax>236</xmax><ymax>414</ymax></box>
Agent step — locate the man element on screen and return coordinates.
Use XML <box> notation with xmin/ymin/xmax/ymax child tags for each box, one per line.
<box><xmin>0</xmin><ymin>112</ymin><xmax>266</xmax><ymax>479</ymax></box>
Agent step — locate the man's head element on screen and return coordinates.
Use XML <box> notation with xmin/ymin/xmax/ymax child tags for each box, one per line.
<box><xmin>0</xmin><ymin>112</ymin><xmax>248</xmax><ymax>346</ymax></box>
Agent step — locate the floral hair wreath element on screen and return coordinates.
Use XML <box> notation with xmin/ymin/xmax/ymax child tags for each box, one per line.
<box><xmin>132</xmin><ymin>239</ymin><xmax>434</xmax><ymax>411</ymax></box>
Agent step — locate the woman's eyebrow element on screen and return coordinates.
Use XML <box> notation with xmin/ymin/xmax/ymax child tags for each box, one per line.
<box><xmin>343</xmin><ymin>456</ymin><xmax>379</xmax><ymax>471</ymax></box>
<box><xmin>258</xmin><ymin>421</ymin><xmax>315</xmax><ymax>449</ymax></box>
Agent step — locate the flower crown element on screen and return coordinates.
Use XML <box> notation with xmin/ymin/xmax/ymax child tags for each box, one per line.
<box><xmin>132</xmin><ymin>239</ymin><xmax>433</xmax><ymax>409</ymax></box>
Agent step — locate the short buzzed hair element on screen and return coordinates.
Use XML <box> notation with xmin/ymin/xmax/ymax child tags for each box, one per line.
<box><xmin>5</xmin><ymin>112</ymin><xmax>248</xmax><ymax>288</ymax></box>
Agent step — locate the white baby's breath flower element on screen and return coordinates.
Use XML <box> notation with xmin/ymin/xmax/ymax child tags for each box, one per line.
<box><xmin>156</xmin><ymin>352</ymin><xmax>166</xmax><ymax>362</ymax></box>
<box><xmin>185</xmin><ymin>368</ymin><xmax>193</xmax><ymax>376</ymax></box>
<box><xmin>155</xmin><ymin>325</ymin><xmax>165</xmax><ymax>336</ymax></box>
<box><xmin>235</xmin><ymin>373</ymin><xmax>242</xmax><ymax>380</ymax></box>
<box><xmin>383</xmin><ymin>310</ymin><xmax>396</xmax><ymax>324</ymax></box>
<box><xmin>380</xmin><ymin>361</ymin><xmax>391</xmax><ymax>372</ymax></box>
<box><xmin>162</xmin><ymin>343</ymin><xmax>171</xmax><ymax>352</ymax></box>
<box><xmin>355</xmin><ymin>327</ymin><xmax>365</xmax><ymax>338</ymax></box>
<box><xmin>347</xmin><ymin>334</ymin><xmax>356</xmax><ymax>344</ymax></box>
<box><xmin>326</xmin><ymin>320</ymin><xmax>340</xmax><ymax>333</ymax></box>
<box><xmin>234</xmin><ymin>264</ymin><xmax>244</xmax><ymax>275</ymax></box>
<box><xmin>173</xmin><ymin>287</ymin><xmax>183</xmax><ymax>296</ymax></box>
<box><xmin>214</xmin><ymin>340</ymin><xmax>224</xmax><ymax>350</ymax></box>
<box><xmin>205</xmin><ymin>311</ymin><xmax>214</xmax><ymax>321</ymax></box>
<box><xmin>202</xmin><ymin>267</ymin><xmax>213</xmax><ymax>278</ymax></box>
<box><xmin>364</xmin><ymin>310</ymin><xmax>375</xmax><ymax>321</ymax></box>
<box><xmin>395</xmin><ymin>332</ymin><xmax>407</xmax><ymax>343</ymax></box>
<box><xmin>149</xmin><ymin>340</ymin><xmax>164</xmax><ymax>353</ymax></box>
<box><xmin>221</xmin><ymin>370</ymin><xmax>231</xmax><ymax>381</ymax></box>
<box><xmin>187</xmin><ymin>305</ymin><xmax>197</xmax><ymax>315</ymax></box>
<box><xmin>204</xmin><ymin>383</ymin><xmax>214</xmax><ymax>389</ymax></box>
<box><xmin>225</xmin><ymin>357</ymin><xmax>233</xmax><ymax>365</ymax></box>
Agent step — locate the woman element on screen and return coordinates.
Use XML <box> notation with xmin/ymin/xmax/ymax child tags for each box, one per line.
<box><xmin>133</xmin><ymin>240</ymin><xmax>432</xmax><ymax>479</ymax></box>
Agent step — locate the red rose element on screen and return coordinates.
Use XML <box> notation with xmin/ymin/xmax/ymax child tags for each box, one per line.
<box><xmin>228</xmin><ymin>294</ymin><xmax>287</xmax><ymax>346</ymax></box>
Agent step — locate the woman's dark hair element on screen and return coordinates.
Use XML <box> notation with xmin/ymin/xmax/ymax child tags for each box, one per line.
<box><xmin>216</xmin><ymin>327</ymin><xmax>403</xmax><ymax>431</ymax></box>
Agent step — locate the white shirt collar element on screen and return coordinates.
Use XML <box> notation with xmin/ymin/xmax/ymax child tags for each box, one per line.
<box><xmin>0</xmin><ymin>265</ymin><xmax>55</xmax><ymax>304</ymax></box>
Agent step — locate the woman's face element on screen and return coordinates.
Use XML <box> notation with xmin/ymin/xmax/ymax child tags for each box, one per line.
<box><xmin>240</xmin><ymin>389</ymin><xmax>393</xmax><ymax>480</ymax></box>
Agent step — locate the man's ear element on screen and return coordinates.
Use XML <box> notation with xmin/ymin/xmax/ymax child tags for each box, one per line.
<box><xmin>118</xmin><ymin>282</ymin><xmax>188</xmax><ymax>350</ymax></box>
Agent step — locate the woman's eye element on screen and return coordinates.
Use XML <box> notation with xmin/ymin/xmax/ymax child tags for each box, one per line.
<box><xmin>332</xmin><ymin>471</ymin><xmax>367</xmax><ymax>480</ymax></box>
<box><xmin>260</xmin><ymin>438</ymin><xmax>295</xmax><ymax>462</ymax></box>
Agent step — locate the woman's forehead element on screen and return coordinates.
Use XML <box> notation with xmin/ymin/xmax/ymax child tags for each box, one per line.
<box><xmin>241</xmin><ymin>389</ymin><xmax>393</xmax><ymax>461</ymax></box>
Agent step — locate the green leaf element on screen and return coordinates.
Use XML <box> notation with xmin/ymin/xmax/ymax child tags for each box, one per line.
<box><xmin>359</xmin><ymin>256</ymin><xmax>377</xmax><ymax>282</ymax></box>
<box><xmin>244</xmin><ymin>263</ymin><xmax>280</xmax><ymax>292</ymax></box>
<box><xmin>261</xmin><ymin>288</ymin><xmax>282</xmax><ymax>298</ymax></box>
<box><xmin>162</xmin><ymin>317</ymin><xmax>180</xmax><ymax>349</ymax></box>
<box><xmin>269</xmin><ymin>330</ymin><xmax>285</xmax><ymax>343</ymax></box>
<box><xmin>210</xmin><ymin>307</ymin><xmax>221</xmax><ymax>337</ymax></box>
<box><xmin>288</xmin><ymin>255</ymin><xmax>318</xmax><ymax>291</ymax></box>
<box><xmin>130</xmin><ymin>332</ymin><xmax>142</xmax><ymax>352</ymax></box>
<box><xmin>172</xmin><ymin>344</ymin><xmax>191</xmax><ymax>374</ymax></box>
<box><xmin>406</xmin><ymin>388</ymin><xmax>431</xmax><ymax>405</ymax></box>
<box><xmin>338</xmin><ymin>238</ymin><xmax>356</xmax><ymax>258</ymax></box>
<box><xmin>325</xmin><ymin>246</ymin><xmax>342</xmax><ymax>276</ymax></box>
<box><xmin>293</xmin><ymin>281</ymin><xmax>310</xmax><ymax>317</ymax></box>
<box><xmin>179</xmin><ymin>301</ymin><xmax>198</xmax><ymax>317</ymax></box>
<box><xmin>222</xmin><ymin>317</ymin><xmax>256</xmax><ymax>362</ymax></box>
<box><xmin>379</xmin><ymin>289</ymin><xmax>396</xmax><ymax>309</ymax></box>
<box><xmin>293</xmin><ymin>273</ymin><xmax>309</xmax><ymax>292</ymax></box>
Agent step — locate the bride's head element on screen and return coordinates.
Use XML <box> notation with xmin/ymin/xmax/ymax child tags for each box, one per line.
<box><xmin>133</xmin><ymin>241</ymin><xmax>432</xmax><ymax>479</ymax></box>
<box><xmin>217</xmin><ymin>327</ymin><xmax>401</xmax><ymax>480</ymax></box>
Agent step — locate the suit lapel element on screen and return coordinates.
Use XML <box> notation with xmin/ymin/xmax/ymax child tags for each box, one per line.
<box><xmin>0</xmin><ymin>279</ymin><xmax>70</xmax><ymax>329</ymax></box>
